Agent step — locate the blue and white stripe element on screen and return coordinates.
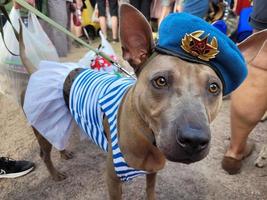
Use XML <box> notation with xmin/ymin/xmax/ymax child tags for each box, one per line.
<box><xmin>69</xmin><ymin>69</ymin><xmax>147</xmax><ymax>181</ymax></box>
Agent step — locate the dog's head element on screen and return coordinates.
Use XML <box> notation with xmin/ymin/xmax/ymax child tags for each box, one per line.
<box><xmin>119</xmin><ymin>4</ymin><xmax>246</xmax><ymax>164</ymax></box>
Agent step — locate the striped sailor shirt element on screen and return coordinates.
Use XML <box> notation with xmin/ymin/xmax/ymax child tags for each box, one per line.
<box><xmin>69</xmin><ymin>69</ymin><xmax>147</xmax><ymax>182</ymax></box>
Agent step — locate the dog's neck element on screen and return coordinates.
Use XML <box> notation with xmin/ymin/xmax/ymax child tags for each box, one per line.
<box><xmin>117</xmin><ymin>86</ymin><xmax>166</xmax><ymax>172</ymax></box>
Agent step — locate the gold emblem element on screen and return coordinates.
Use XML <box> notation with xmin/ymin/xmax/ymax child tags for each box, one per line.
<box><xmin>181</xmin><ymin>30</ymin><xmax>219</xmax><ymax>61</ymax></box>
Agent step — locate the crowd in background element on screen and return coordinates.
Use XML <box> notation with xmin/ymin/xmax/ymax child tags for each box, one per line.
<box><xmin>1</xmin><ymin>0</ymin><xmax>256</xmax><ymax>58</ymax></box>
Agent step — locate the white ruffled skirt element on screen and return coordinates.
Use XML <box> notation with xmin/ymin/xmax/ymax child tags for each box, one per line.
<box><xmin>23</xmin><ymin>61</ymin><xmax>86</xmax><ymax>150</ymax></box>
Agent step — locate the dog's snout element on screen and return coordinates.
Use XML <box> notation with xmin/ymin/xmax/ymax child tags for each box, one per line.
<box><xmin>177</xmin><ymin>127</ymin><xmax>210</xmax><ymax>153</ymax></box>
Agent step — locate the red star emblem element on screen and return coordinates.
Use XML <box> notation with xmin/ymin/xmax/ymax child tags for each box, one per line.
<box><xmin>190</xmin><ymin>37</ymin><xmax>214</xmax><ymax>57</ymax></box>
<box><xmin>181</xmin><ymin>31</ymin><xmax>219</xmax><ymax>61</ymax></box>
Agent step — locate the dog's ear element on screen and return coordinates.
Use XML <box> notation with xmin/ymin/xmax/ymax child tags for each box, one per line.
<box><xmin>238</xmin><ymin>30</ymin><xmax>267</xmax><ymax>64</ymax></box>
<box><xmin>251</xmin><ymin>40</ymin><xmax>267</xmax><ymax>70</ymax></box>
<box><xmin>119</xmin><ymin>4</ymin><xmax>154</xmax><ymax>75</ymax></box>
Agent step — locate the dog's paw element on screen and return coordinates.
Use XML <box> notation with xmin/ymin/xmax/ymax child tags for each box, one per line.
<box><xmin>60</xmin><ymin>150</ymin><xmax>74</xmax><ymax>160</ymax></box>
<box><xmin>52</xmin><ymin>171</ymin><xmax>67</xmax><ymax>181</ymax></box>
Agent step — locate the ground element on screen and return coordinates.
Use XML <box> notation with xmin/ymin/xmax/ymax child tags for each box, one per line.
<box><xmin>0</xmin><ymin>42</ymin><xmax>266</xmax><ymax>200</ymax></box>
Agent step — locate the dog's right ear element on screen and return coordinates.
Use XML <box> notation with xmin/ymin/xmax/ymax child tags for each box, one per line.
<box><xmin>119</xmin><ymin>4</ymin><xmax>154</xmax><ymax>75</ymax></box>
<box><xmin>238</xmin><ymin>30</ymin><xmax>267</xmax><ymax>65</ymax></box>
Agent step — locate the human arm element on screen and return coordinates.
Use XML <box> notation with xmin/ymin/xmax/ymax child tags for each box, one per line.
<box><xmin>13</xmin><ymin>0</ymin><xmax>35</xmax><ymax>9</ymax></box>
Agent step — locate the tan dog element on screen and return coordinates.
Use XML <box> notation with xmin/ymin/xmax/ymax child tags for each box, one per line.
<box><xmin>20</xmin><ymin>5</ymin><xmax>225</xmax><ymax>200</ymax></box>
<box><xmin>222</xmin><ymin>30</ymin><xmax>267</xmax><ymax>174</ymax></box>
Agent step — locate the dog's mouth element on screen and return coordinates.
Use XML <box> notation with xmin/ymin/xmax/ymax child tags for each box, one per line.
<box><xmin>157</xmin><ymin>132</ymin><xmax>210</xmax><ymax>164</ymax></box>
<box><xmin>164</xmin><ymin>147</ymin><xmax>209</xmax><ymax>164</ymax></box>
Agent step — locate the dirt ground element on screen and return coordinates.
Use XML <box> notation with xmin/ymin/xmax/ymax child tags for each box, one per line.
<box><xmin>0</xmin><ymin>43</ymin><xmax>267</xmax><ymax>200</ymax></box>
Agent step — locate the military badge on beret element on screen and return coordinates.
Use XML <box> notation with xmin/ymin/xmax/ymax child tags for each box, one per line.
<box><xmin>156</xmin><ymin>12</ymin><xmax>247</xmax><ymax>95</ymax></box>
<box><xmin>181</xmin><ymin>31</ymin><xmax>219</xmax><ymax>61</ymax></box>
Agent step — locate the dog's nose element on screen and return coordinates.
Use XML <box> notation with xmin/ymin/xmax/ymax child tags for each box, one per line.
<box><xmin>177</xmin><ymin>127</ymin><xmax>210</xmax><ymax>153</ymax></box>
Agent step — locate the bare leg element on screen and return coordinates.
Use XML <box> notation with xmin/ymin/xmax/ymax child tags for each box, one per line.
<box><xmin>222</xmin><ymin>67</ymin><xmax>267</xmax><ymax>174</ymax></box>
<box><xmin>33</xmin><ymin>128</ymin><xmax>66</xmax><ymax>181</ymax></box>
<box><xmin>99</xmin><ymin>16</ymin><xmax>107</xmax><ymax>38</ymax></box>
<box><xmin>111</xmin><ymin>16</ymin><xmax>118</xmax><ymax>40</ymax></box>
<box><xmin>158</xmin><ymin>6</ymin><xmax>171</xmax><ymax>28</ymax></box>
<box><xmin>146</xmin><ymin>173</ymin><xmax>157</xmax><ymax>200</ymax></box>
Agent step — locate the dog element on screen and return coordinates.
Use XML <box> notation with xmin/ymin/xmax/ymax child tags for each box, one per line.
<box><xmin>222</xmin><ymin>30</ymin><xmax>267</xmax><ymax>174</ymax></box>
<box><xmin>20</xmin><ymin>4</ymin><xmax>247</xmax><ymax>200</ymax></box>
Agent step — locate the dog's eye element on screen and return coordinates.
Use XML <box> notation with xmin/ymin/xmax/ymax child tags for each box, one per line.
<box><xmin>153</xmin><ymin>76</ymin><xmax>168</xmax><ymax>88</ymax></box>
<box><xmin>208</xmin><ymin>83</ymin><xmax>220</xmax><ymax>94</ymax></box>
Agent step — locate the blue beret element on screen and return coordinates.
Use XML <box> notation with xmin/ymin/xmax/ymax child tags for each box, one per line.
<box><xmin>156</xmin><ymin>12</ymin><xmax>247</xmax><ymax>95</ymax></box>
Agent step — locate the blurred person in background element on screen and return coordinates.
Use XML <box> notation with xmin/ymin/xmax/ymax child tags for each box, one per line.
<box><xmin>182</xmin><ymin>0</ymin><xmax>234</xmax><ymax>19</ymax></box>
<box><xmin>6</xmin><ymin>0</ymin><xmax>72</xmax><ymax>57</ymax></box>
<box><xmin>96</xmin><ymin>0</ymin><xmax>119</xmax><ymax>42</ymax></box>
<box><xmin>129</xmin><ymin>0</ymin><xmax>152</xmax><ymax>21</ymax></box>
<box><xmin>0</xmin><ymin>0</ymin><xmax>35</xmax><ymax>180</ymax></box>
<box><xmin>0</xmin><ymin>157</ymin><xmax>34</xmax><ymax>179</ymax></box>
<box><xmin>1</xmin><ymin>0</ymin><xmax>35</xmax><ymax>24</ymax></box>
<box><xmin>40</xmin><ymin>0</ymin><xmax>73</xmax><ymax>57</ymax></box>
<box><xmin>249</xmin><ymin>0</ymin><xmax>267</xmax><ymax>32</ymax></box>
<box><xmin>181</xmin><ymin>0</ymin><xmax>209</xmax><ymax>18</ymax></box>
<box><xmin>11</xmin><ymin>0</ymin><xmax>74</xmax><ymax>57</ymax></box>
<box><xmin>158</xmin><ymin>0</ymin><xmax>181</xmax><ymax>27</ymax></box>
<box><xmin>221</xmin><ymin>0</ymin><xmax>267</xmax><ymax>175</ymax></box>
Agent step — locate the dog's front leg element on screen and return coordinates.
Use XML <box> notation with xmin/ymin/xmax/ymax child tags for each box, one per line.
<box><xmin>106</xmin><ymin>172</ymin><xmax>122</xmax><ymax>200</ymax></box>
<box><xmin>106</xmin><ymin>154</ymin><xmax>122</xmax><ymax>200</ymax></box>
<box><xmin>146</xmin><ymin>172</ymin><xmax>157</xmax><ymax>200</ymax></box>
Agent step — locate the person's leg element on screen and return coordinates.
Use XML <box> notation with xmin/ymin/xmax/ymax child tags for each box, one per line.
<box><xmin>158</xmin><ymin>0</ymin><xmax>176</xmax><ymax>28</ymax></box>
<box><xmin>0</xmin><ymin>157</ymin><xmax>34</xmax><ymax>178</ymax></box>
<box><xmin>97</xmin><ymin>0</ymin><xmax>107</xmax><ymax>38</ymax></box>
<box><xmin>111</xmin><ymin>17</ymin><xmax>118</xmax><ymax>41</ymax></box>
<box><xmin>48</xmin><ymin>0</ymin><xmax>68</xmax><ymax>56</ymax></box>
<box><xmin>141</xmin><ymin>0</ymin><xmax>152</xmax><ymax>21</ymax></box>
<box><xmin>250</xmin><ymin>0</ymin><xmax>267</xmax><ymax>122</ymax></box>
<box><xmin>66</xmin><ymin>1</ymin><xmax>72</xmax><ymax>52</ymax></box>
<box><xmin>99</xmin><ymin>17</ymin><xmax>107</xmax><ymax>38</ymax></box>
<box><xmin>46</xmin><ymin>0</ymin><xmax>69</xmax><ymax>57</ymax></box>
<box><xmin>129</xmin><ymin>0</ymin><xmax>141</xmax><ymax>11</ymax></box>
<box><xmin>158</xmin><ymin>6</ymin><xmax>171</xmax><ymax>28</ymax></box>
<box><xmin>158</xmin><ymin>0</ymin><xmax>172</xmax><ymax>28</ymax></box>
<box><xmin>222</xmin><ymin>66</ymin><xmax>267</xmax><ymax>174</ymax></box>
<box><xmin>222</xmin><ymin>0</ymin><xmax>267</xmax><ymax>175</ymax></box>
<box><xmin>109</xmin><ymin>0</ymin><xmax>118</xmax><ymax>41</ymax></box>
<box><xmin>90</xmin><ymin>0</ymin><xmax>97</xmax><ymax>8</ymax></box>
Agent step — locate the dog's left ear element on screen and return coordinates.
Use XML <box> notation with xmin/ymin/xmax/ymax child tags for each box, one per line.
<box><xmin>120</xmin><ymin>4</ymin><xmax>155</xmax><ymax>75</ymax></box>
<box><xmin>238</xmin><ymin>29</ymin><xmax>267</xmax><ymax>64</ymax></box>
